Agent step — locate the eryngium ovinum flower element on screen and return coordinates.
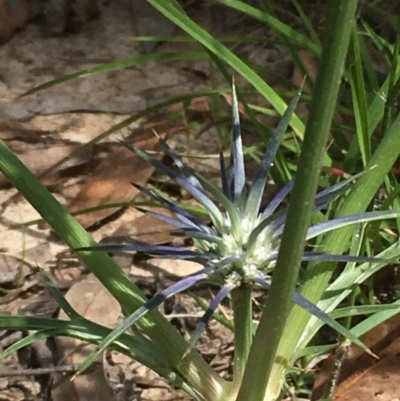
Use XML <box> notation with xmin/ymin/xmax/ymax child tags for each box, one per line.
<box><xmin>79</xmin><ymin>84</ymin><xmax>400</xmax><ymax>352</ymax></box>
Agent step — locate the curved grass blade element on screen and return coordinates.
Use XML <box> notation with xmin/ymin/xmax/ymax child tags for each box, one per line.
<box><xmin>0</xmin><ymin>329</ymin><xmax>61</xmax><ymax>359</ymax></box>
<box><xmin>329</xmin><ymin>304</ymin><xmax>400</xmax><ymax>320</ymax></box>
<box><xmin>215</xmin><ymin>0</ymin><xmax>320</xmax><ymax>55</ymax></box>
<box><xmin>305</xmin><ymin>210</ymin><xmax>400</xmax><ymax>240</ymax></box>
<box><xmin>300</xmin><ymin>252</ymin><xmax>398</xmax><ymax>264</ymax></box>
<box><xmin>22</xmin><ymin>52</ymin><xmax>208</xmax><ymax>97</ymax></box>
<box><xmin>0</xmin><ymin>316</ymin><xmax>194</xmax><ymax>395</ymax></box>
<box><xmin>291</xmin><ymin>0</ymin><xmax>321</xmax><ymax>45</ymax></box>
<box><xmin>350</xmin><ymin>26</ymin><xmax>371</xmax><ymax>166</ymax></box>
<box><xmin>350</xmin><ymin>299</ymin><xmax>400</xmax><ymax>338</ymax></box>
<box><xmin>38</xmin><ymin>269</ymin><xmax>81</xmax><ymax>320</ymax></box>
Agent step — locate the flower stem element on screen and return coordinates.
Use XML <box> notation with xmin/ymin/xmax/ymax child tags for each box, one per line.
<box><xmin>235</xmin><ymin>1</ymin><xmax>359</xmax><ymax>400</ymax></box>
<box><xmin>231</xmin><ymin>285</ymin><xmax>253</xmax><ymax>388</ymax></box>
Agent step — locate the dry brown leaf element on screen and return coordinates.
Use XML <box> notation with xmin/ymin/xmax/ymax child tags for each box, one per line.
<box><xmin>52</xmin><ymin>275</ymin><xmax>121</xmax><ymax>401</ymax></box>
<box><xmin>168</xmin><ymin>96</ymin><xmax>211</xmax><ymax>120</ymax></box>
<box><xmin>0</xmin><ymin>118</ymin><xmax>51</xmax><ymax>141</ymax></box>
<box><xmin>332</xmin><ymin>355</ymin><xmax>400</xmax><ymax>401</ymax></box>
<box><xmin>65</xmin><ymin>143</ymin><xmax>155</xmax><ymax>228</ymax></box>
<box><xmin>0</xmin><ymin>118</ymin><xmax>85</xmax><ymax>187</ymax></box>
<box><xmin>145</xmin><ymin>258</ymin><xmax>202</xmax><ymax>278</ymax></box>
<box><xmin>65</xmin><ymin>119</ymin><xmax>185</xmax><ymax>229</ymax></box>
<box><xmin>128</xmin><ymin>212</ymin><xmax>175</xmax><ymax>244</ymax></box>
<box><xmin>12</xmin><ymin>145</ymin><xmax>77</xmax><ymax>182</ymax></box>
<box><xmin>108</xmin><ymin>206</ymin><xmax>184</xmax><ymax>246</ymax></box>
<box><xmin>312</xmin><ymin>313</ymin><xmax>400</xmax><ymax>401</ymax></box>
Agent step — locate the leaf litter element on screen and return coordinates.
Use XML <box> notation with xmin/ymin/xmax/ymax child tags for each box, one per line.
<box><xmin>312</xmin><ymin>313</ymin><xmax>400</xmax><ymax>401</ymax></box>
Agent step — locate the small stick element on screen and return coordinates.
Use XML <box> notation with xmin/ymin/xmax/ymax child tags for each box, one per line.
<box><xmin>0</xmin><ymin>364</ymin><xmax>81</xmax><ymax>377</ymax></box>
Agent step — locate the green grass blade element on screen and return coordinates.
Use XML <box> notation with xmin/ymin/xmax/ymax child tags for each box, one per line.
<box><xmin>38</xmin><ymin>269</ymin><xmax>82</xmax><ymax>320</ymax></box>
<box><xmin>351</xmin><ymin>299</ymin><xmax>400</xmax><ymax>338</ymax></box>
<box><xmin>329</xmin><ymin>304</ymin><xmax>400</xmax><ymax>319</ymax></box>
<box><xmin>148</xmin><ymin>0</ymin><xmax>305</xmax><ymax>138</ymax></box>
<box><xmin>0</xmin><ymin>315</ymin><xmax>178</xmax><ymax>382</ymax></box>
<box><xmin>0</xmin><ymin>329</ymin><xmax>60</xmax><ymax>359</ymax></box>
<box><xmin>291</xmin><ymin>0</ymin><xmax>321</xmax><ymax>45</ymax></box>
<box><xmin>215</xmin><ymin>0</ymin><xmax>320</xmax><ymax>54</ymax></box>
<box><xmin>349</xmin><ymin>25</ymin><xmax>371</xmax><ymax>165</ymax></box>
<box><xmin>22</xmin><ymin>52</ymin><xmax>208</xmax><ymax>96</ymax></box>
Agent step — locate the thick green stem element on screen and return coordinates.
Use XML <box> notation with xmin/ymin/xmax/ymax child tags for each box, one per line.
<box><xmin>231</xmin><ymin>285</ymin><xmax>253</xmax><ymax>389</ymax></box>
<box><xmin>235</xmin><ymin>2</ymin><xmax>358</xmax><ymax>401</ymax></box>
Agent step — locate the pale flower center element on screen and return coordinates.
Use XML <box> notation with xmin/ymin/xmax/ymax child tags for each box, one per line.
<box><xmin>217</xmin><ymin>213</ymin><xmax>275</xmax><ymax>279</ymax></box>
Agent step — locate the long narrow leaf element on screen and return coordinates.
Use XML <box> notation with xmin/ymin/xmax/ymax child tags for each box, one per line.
<box><xmin>305</xmin><ymin>211</ymin><xmax>400</xmax><ymax>240</ymax></box>
<box><xmin>300</xmin><ymin>252</ymin><xmax>398</xmax><ymax>264</ymax></box>
<box><xmin>76</xmin><ymin>272</ymin><xmax>208</xmax><ymax>376</ymax></box>
<box><xmin>76</xmin><ymin>242</ymin><xmax>207</xmax><ymax>261</ymax></box>
<box><xmin>350</xmin><ymin>26</ymin><xmax>371</xmax><ymax>165</ymax></box>
<box><xmin>22</xmin><ymin>52</ymin><xmax>208</xmax><ymax>96</ymax></box>
<box><xmin>261</xmin><ymin>180</ymin><xmax>294</xmax><ymax>219</ymax></box>
<box><xmin>252</xmin><ymin>277</ymin><xmax>376</xmax><ymax>357</ymax></box>
<box><xmin>157</xmin><ymin>139</ymin><xmax>204</xmax><ymax>190</ymax></box>
<box><xmin>125</xmin><ymin>143</ymin><xmax>224</xmax><ymax>228</ymax></box>
<box><xmin>216</xmin><ymin>0</ymin><xmax>320</xmax><ymax>54</ymax></box>
<box><xmin>38</xmin><ymin>270</ymin><xmax>81</xmax><ymax>320</ymax></box>
<box><xmin>219</xmin><ymin>152</ymin><xmax>231</xmax><ymax>200</ymax></box>
<box><xmin>245</xmin><ymin>89</ymin><xmax>302</xmax><ymax>219</ymax></box>
<box><xmin>132</xmin><ymin>183</ymin><xmax>210</xmax><ymax>232</ymax></box>
<box><xmin>330</xmin><ymin>304</ymin><xmax>400</xmax><ymax>320</ymax></box>
<box><xmin>195</xmin><ymin>173</ymin><xmax>242</xmax><ymax>242</ymax></box>
<box><xmin>229</xmin><ymin>82</ymin><xmax>246</xmax><ymax>205</ymax></box>
<box><xmin>187</xmin><ymin>284</ymin><xmax>234</xmax><ymax>353</ymax></box>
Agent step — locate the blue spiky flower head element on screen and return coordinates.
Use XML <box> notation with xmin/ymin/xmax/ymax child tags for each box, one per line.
<box><xmin>78</xmin><ymin>82</ymin><xmax>400</xmax><ymax>351</ymax></box>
